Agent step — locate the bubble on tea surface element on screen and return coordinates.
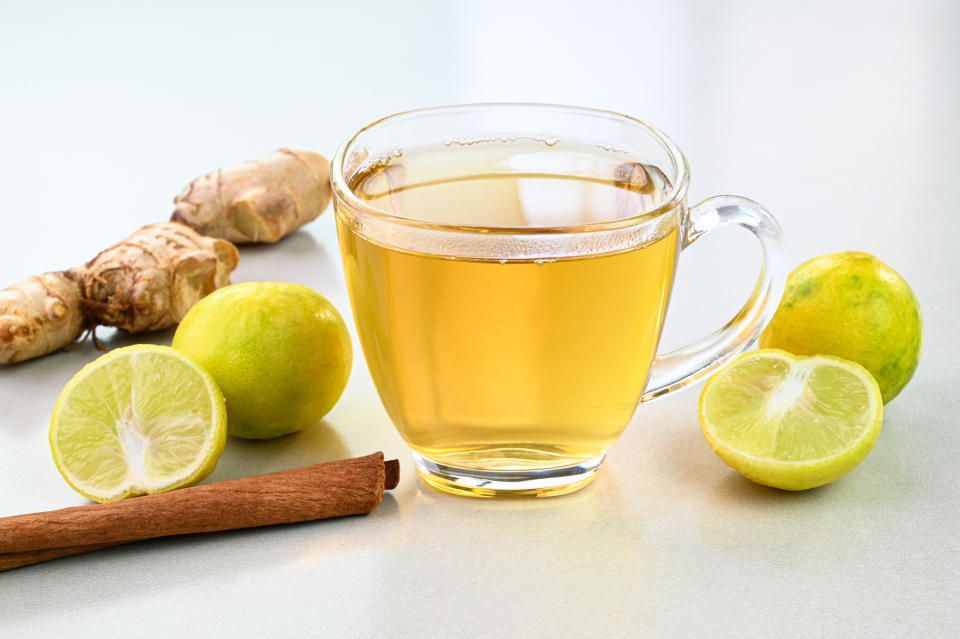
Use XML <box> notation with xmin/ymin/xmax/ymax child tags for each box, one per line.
<box><xmin>444</xmin><ymin>135</ymin><xmax>520</xmax><ymax>147</ymax></box>
<box><xmin>597</xmin><ymin>143</ymin><xmax>628</xmax><ymax>154</ymax></box>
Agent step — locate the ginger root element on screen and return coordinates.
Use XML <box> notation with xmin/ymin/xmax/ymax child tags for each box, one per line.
<box><xmin>172</xmin><ymin>148</ymin><xmax>331</xmax><ymax>244</ymax></box>
<box><xmin>0</xmin><ymin>222</ymin><xmax>238</xmax><ymax>364</ymax></box>
<box><xmin>75</xmin><ymin>223</ymin><xmax>239</xmax><ymax>333</ymax></box>
<box><xmin>0</xmin><ymin>272</ymin><xmax>84</xmax><ymax>364</ymax></box>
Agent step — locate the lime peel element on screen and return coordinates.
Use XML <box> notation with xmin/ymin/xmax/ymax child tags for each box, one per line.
<box><xmin>759</xmin><ymin>251</ymin><xmax>921</xmax><ymax>403</ymax></box>
<box><xmin>172</xmin><ymin>282</ymin><xmax>353</xmax><ymax>440</ymax></box>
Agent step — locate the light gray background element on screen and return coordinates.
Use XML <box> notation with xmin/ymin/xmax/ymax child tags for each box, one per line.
<box><xmin>1</xmin><ymin>1</ymin><xmax>958</xmax><ymax>636</ymax></box>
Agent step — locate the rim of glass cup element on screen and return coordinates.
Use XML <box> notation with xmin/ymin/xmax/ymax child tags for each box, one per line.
<box><xmin>330</xmin><ymin>103</ymin><xmax>691</xmax><ymax>235</ymax></box>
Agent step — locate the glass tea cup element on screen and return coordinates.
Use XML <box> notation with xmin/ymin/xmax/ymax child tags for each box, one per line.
<box><xmin>331</xmin><ymin>104</ymin><xmax>785</xmax><ymax>498</ymax></box>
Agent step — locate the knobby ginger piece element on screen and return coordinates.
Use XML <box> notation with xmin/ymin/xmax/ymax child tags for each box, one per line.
<box><xmin>72</xmin><ymin>222</ymin><xmax>239</xmax><ymax>333</ymax></box>
<box><xmin>172</xmin><ymin>148</ymin><xmax>331</xmax><ymax>244</ymax></box>
<box><xmin>0</xmin><ymin>272</ymin><xmax>84</xmax><ymax>364</ymax></box>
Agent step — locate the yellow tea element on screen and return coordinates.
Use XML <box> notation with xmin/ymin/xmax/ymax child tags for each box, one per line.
<box><xmin>337</xmin><ymin>141</ymin><xmax>678</xmax><ymax>472</ymax></box>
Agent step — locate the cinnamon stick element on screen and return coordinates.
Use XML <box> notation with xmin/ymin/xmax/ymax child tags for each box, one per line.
<box><xmin>0</xmin><ymin>542</ymin><xmax>120</xmax><ymax>572</ymax></box>
<box><xmin>0</xmin><ymin>453</ymin><xmax>399</xmax><ymax>571</ymax></box>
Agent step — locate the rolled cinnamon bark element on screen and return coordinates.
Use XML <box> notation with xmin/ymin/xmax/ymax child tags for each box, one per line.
<box><xmin>0</xmin><ymin>453</ymin><xmax>399</xmax><ymax>571</ymax></box>
<box><xmin>0</xmin><ymin>542</ymin><xmax>120</xmax><ymax>572</ymax></box>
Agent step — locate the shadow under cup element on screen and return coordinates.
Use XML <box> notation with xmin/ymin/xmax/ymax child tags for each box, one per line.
<box><xmin>331</xmin><ymin>104</ymin><xmax>785</xmax><ymax>498</ymax></box>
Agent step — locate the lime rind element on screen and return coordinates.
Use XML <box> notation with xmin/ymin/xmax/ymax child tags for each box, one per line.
<box><xmin>758</xmin><ymin>252</ymin><xmax>922</xmax><ymax>403</ymax></box>
<box><xmin>171</xmin><ymin>281</ymin><xmax>353</xmax><ymax>440</ymax></box>
<box><xmin>50</xmin><ymin>344</ymin><xmax>227</xmax><ymax>503</ymax></box>
<box><xmin>699</xmin><ymin>349</ymin><xmax>883</xmax><ymax>490</ymax></box>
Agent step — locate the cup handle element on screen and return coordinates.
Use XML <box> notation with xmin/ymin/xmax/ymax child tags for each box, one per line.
<box><xmin>641</xmin><ymin>195</ymin><xmax>787</xmax><ymax>402</ymax></box>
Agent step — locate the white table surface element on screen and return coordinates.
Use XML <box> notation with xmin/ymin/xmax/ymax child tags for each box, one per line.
<box><xmin>1</xmin><ymin>1</ymin><xmax>958</xmax><ymax>636</ymax></box>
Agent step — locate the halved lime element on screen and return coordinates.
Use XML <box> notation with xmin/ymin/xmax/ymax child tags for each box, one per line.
<box><xmin>50</xmin><ymin>344</ymin><xmax>227</xmax><ymax>503</ymax></box>
<box><xmin>698</xmin><ymin>349</ymin><xmax>883</xmax><ymax>490</ymax></box>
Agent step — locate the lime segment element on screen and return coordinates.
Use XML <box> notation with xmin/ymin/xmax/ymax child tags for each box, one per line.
<box><xmin>50</xmin><ymin>345</ymin><xmax>227</xmax><ymax>503</ymax></box>
<box><xmin>699</xmin><ymin>349</ymin><xmax>883</xmax><ymax>490</ymax></box>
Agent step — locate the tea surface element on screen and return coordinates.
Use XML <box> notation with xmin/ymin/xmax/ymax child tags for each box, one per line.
<box><xmin>351</xmin><ymin>140</ymin><xmax>671</xmax><ymax>228</ymax></box>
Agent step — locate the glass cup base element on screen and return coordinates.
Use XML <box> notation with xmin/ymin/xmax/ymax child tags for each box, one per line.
<box><xmin>412</xmin><ymin>452</ymin><xmax>605</xmax><ymax>498</ymax></box>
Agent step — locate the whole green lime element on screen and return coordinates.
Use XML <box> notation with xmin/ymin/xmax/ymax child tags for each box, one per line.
<box><xmin>759</xmin><ymin>252</ymin><xmax>921</xmax><ymax>403</ymax></box>
<box><xmin>172</xmin><ymin>282</ymin><xmax>352</xmax><ymax>439</ymax></box>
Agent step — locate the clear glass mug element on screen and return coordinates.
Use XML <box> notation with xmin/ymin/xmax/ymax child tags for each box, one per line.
<box><xmin>331</xmin><ymin>104</ymin><xmax>786</xmax><ymax>498</ymax></box>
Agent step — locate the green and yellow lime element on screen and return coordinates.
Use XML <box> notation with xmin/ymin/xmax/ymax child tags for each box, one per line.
<box><xmin>172</xmin><ymin>282</ymin><xmax>353</xmax><ymax>439</ymax></box>
<box><xmin>699</xmin><ymin>349</ymin><xmax>883</xmax><ymax>490</ymax></box>
<box><xmin>759</xmin><ymin>251</ymin><xmax>921</xmax><ymax>403</ymax></box>
<box><xmin>50</xmin><ymin>345</ymin><xmax>227</xmax><ymax>503</ymax></box>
